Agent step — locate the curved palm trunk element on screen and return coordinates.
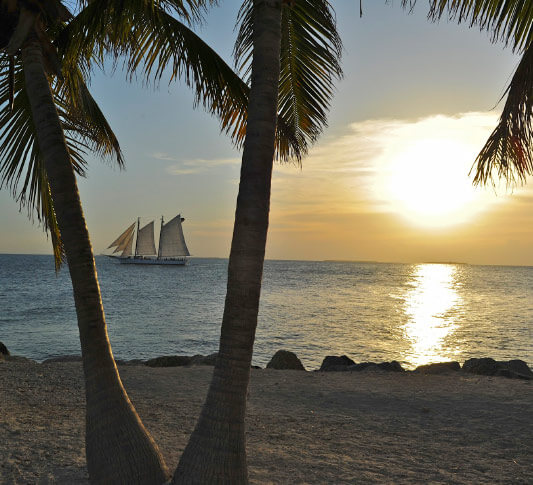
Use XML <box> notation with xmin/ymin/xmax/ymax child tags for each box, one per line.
<box><xmin>21</xmin><ymin>38</ymin><xmax>170</xmax><ymax>485</ymax></box>
<box><xmin>173</xmin><ymin>1</ymin><xmax>282</xmax><ymax>483</ymax></box>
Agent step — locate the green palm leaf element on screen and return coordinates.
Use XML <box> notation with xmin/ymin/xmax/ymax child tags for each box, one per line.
<box><xmin>401</xmin><ymin>0</ymin><xmax>533</xmax><ymax>186</ymax></box>
<box><xmin>0</xmin><ymin>54</ymin><xmax>64</xmax><ymax>267</ymax></box>
<box><xmin>472</xmin><ymin>40</ymin><xmax>533</xmax><ymax>186</ymax></box>
<box><xmin>235</xmin><ymin>0</ymin><xmax>343</xmax><ymax>162</ymax></box>
<box><xmin>60</xmin><ymin>0</ymin><xmax>304</xmax><ymax>159</ymax></box>
<box><xmin>417</xmin><ymin>0</ymin><xmax>533</xmax><ymax>51</ymax></box>
<box><xmin>0</xmin><ymin>51</ymin><xmax>124</xmax><ymax>267</ymax></box>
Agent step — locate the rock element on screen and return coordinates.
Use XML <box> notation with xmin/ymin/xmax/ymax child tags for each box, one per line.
<box><xmin>267</xmin><ymin>350</ymin><xmax>306</xmax><ymax>371</ymax></box>
<box><xmin>144</xmin><ymin>353</ymin><xmax>219</xmax><ymax>368</ymax></box>
<box><xmin>42</xmin><ymin>355</ymin><xmax>82</xmax><ymax>363</ymax></box>
<box><xmin>377</xmin><ymin>361</ymin><xmax>404</xmax><ymax>372</ymax></box>
<box><xmin>4</xmin><ymin>355</ymin><xmax>36</xmax><ymax>363</ymax></box>
<box><xmin>189</xmin><ymin>353</ymin><xmax>218</xmax><ymax>366</ymax></box>
<box><xmin>350</xmin><ymin>363</ymin><xmax>382</xmax><ymax>372</ymax></box>
<box><xmin>0</xmin><ymin>341</ymin><xmax>10</xmax><ymax>356</ymax></box>
<box><xmin>462</xmin><ymin>358</ymin><xmax>532</xmax><ymax>380</ymax></box>
<box><xmin>115</xmin><ymin>359</ymin><xmax>145</xmax><ymax>366</ymax></box>
<box><xmin>349</xmin><ymin>361</ymin><xmax>405</xmax><ymax>372</ymax></box>
<box><xmin>319</xmin><ymin>355</ymin><xmax>356</xmax><ymax>371</ymax></box>
<box><xmin>462</xmin><ymin>357</ymin><xmax>500</xmax><ymax>376</ymax></box>
<box><xmin>324</xmin><ymin>365</ymin><xmax>354</xmax><ymax>372</ymax></box>
<box><xmin>414</xmin><ymin>362</ymin><xmax>461</xmax><ymax>374</ymax></box>
<box><xmin>145</xmin><ymin>355</ymin><xmax>192</xmax><ymax>367</ymax></box>
<box><xmin>504</xmin><ymin>360</ymin><xmax>533</xmax><ymax>377</ymax></box>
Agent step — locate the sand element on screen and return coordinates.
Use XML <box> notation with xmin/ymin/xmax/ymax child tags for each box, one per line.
<box><xmin>1</xmin><ymin>359</ymin><xmax>532</xmax><ymax>484</ymax></box>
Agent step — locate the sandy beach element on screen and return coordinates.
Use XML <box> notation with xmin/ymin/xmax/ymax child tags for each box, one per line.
<box><xmin>1</xmin><ymin>358</ymin><xmax>532</xmax><ymax>484</ymax></box>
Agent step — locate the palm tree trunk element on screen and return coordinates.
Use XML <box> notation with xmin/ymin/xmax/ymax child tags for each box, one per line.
<box><xmin>21</xmin><ymin>37</ymin><xmax>170</xmax><ymax>485</ymax></box>
<box><xmin>173</xmin><ymin>1</ymin><xmax>282</xmax><ymax>483</ymax></box>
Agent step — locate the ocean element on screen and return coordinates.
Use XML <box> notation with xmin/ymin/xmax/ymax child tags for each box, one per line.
<box><xmin>0</xmin><ymin>254</ymin><xmax>531</xmax><ymax>369</ymax></box>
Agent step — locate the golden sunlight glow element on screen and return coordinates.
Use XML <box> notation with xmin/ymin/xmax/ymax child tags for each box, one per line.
<box><xmin>378</xmin><ymin>138</ymin><xmax>486</xmax><ymax>227</ymax></box>
<box><xmin>402</xmin><ymin>264</ymin><xmax>462</xmax><ymax>367</ymax></box>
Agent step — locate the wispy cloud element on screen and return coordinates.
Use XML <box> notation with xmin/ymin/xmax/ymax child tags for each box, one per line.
<box><xmin>151</xmin><ymin>152</ymin><xmax>177</xmax><ymax>161</ymax></box>
<box><xmin>271</xmin><ymin>112</ymin><xmax>507</xmax><ymax>226</ymax></box>
<box><xmin>165</xmin><ymin>157</ymin><xmax>240</xmax><ymax>175</ymax></box>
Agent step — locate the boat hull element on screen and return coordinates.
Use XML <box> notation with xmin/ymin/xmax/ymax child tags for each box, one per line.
<box><xmin>108</xmin><ymin>256</ymin><xmax>188</xmax><ymax>265</ymax></box>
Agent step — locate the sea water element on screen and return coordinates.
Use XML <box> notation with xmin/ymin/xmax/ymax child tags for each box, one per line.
<box><xmin>0</xmin><ymin>254</ymin><xmax>531</xmax><ymax>369</ymax></box>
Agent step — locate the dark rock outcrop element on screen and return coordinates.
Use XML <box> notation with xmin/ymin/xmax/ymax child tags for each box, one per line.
<box><xmin>145</xmin><ymin>353</ymin><xmax>219</xmax><ymax>368</ymax></box>
<box><xmin>414</xmin><ymin>362</ymin><xmax>461</xmax><ymax>374</ymax></box>
<box><xmin>189</xmin><ymin>353</ymin><xmax>218</xmax><ymax>366</ymax></box>
<box><xmin>267</xmin><ymin>350</ymin><xmax>305</xmax><ymax>371</ymax></box>
<box><xmin>0</xmin><ymin>341</ymin><xmax>9</xmax><ymax>356</ymax></box>
<box><xmin>349</xmin><ymin>361</ymin><xmax>405</xmax><ymax>372</ymax></box>
<box><xmin>115</xmin><ymin>359</ymin><xmax>145</xmax><ymax>366</ymax></box>
<box><xmin>42</xmin><ymin>355</ymin><xmax>82</xmax><ymax>363</ymax></box>
<box><xmin>505</xmin><ymin>360</ymin><xmax>533</xmax><ymax>377</ymax></box>
<box><xmin>462</xmin><ymin>358</ymin><xmax>532</xmax><ymax>380</ymax></box>
<box><xmin>376</xmin><ymin>361</ymin><xmax>404</xmax><ymax>372</ymax></box>
<box><xmin>145</xmin><ymin>355</ymin><xmax>192</xmax><ymax>367</ymax></box>
<box><xmin>462</xmin><ymin>357</ymin><xmax>499</xmax><ymax>375</ymax></box>
<box><xmin>320</xmin><ymin>355</ymin><xmax>356</xmax><ymax>371</ymax></box>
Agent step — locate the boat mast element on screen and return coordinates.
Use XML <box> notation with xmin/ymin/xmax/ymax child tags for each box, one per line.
<box><xmin>157</xmin><ymin>216</ymin><xmax>164</xmax><ymax>259</ymax></box>
<box><xmin>134</xmin><ymin>217</ymin><xmax>140</xmax><ymax>258</ymax></box>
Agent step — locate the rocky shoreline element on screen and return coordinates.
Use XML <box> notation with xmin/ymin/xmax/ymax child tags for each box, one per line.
<box><xmin>1</xmin><ymin>341</ymin><xmax>531</xmax><ymax>380</ymax></box>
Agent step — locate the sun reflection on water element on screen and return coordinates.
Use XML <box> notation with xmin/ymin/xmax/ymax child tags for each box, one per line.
<box><xmin>401</xmin><ymin>264</ymin><xmax>462</xmax><ymax>367</ymax></box>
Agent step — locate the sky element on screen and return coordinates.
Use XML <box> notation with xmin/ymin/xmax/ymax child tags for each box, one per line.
<box><xmin>1</xmin><ymin>1</ymin><xmax>532</xmax><ymax>265</ymax></box>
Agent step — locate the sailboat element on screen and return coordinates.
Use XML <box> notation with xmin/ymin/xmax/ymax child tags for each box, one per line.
<box><xmin>107</xmin><ymin>214</ymin><xmax>190</xmax><ymax>265</ymax></box>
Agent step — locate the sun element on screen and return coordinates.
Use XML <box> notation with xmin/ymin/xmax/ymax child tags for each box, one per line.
<box><xmin>376</xmin><ymin>138</ymin><xmax>487</xmax><ymax>228</ymax></box>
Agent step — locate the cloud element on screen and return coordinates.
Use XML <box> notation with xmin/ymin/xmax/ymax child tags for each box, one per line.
<box><xmin>151</xmin><ymin>152</ymin><xmax>177</xmax><ymax>161</ymax></box>
<box><xmin>165</xmin><ymin>157</ymin><xmax>240</xmax><ymax>175</ymax></box>
<box><xmin>271</xmin><ymin>112</ymin><xmax>507</xmax><ymax>228</ymax></box>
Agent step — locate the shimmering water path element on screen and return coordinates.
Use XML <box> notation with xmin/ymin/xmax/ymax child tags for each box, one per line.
<box><xmin>0</xmin><ymin>255</ymin><xmax>531</xmax><ymax>369</ymax></box>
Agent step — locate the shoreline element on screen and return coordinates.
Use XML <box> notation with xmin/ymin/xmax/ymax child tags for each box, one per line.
<box><xmin>1</xmin><ymin>358</ymin><xmax>532</xmax><ymax>483</ymax></box>
<box><xmin>2</xmin><ymin>347</ymin><xmax>532</xmax><ymax>379</ymax></box>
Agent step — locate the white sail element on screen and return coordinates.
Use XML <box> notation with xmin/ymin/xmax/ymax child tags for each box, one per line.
<box><xmin>158</xmin><ymin>215</ymin><xmax>190</xmax><ymax>258</ymax></box>
<box><xmin>119</xmin><ymin>231</ymin><xmax>134</xmax><ymax>257</ymax></box>
<box><xmin>108</xmin><ymin>223</ymin><xmax>135</xmax><ymax>257</ymax></box>
<box><xmin>135</xmin><ymin>221</ymin><xmax>157</xmax><ymax>256</ymax></box>
<box><xmin>108</xmin><ymin>223</ymin><xmax>135</xmax><ymax>249</ymax></box>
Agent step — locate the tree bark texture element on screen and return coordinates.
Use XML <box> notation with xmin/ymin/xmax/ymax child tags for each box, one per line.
<box><xmin>21</xmin><ymin>39</ymin><xmax>170</xmax><ymax>485</ymax></box>
<box><xmin>173</xmin><ymin>1</ymin><xmax>282</xmax><ymax>483</ymax></box>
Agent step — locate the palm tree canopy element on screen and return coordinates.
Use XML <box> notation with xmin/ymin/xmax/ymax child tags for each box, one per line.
<box><xmin>58</xmin><ymin>0</ymin><xmax>305</xmax><ymax>160</ymax></box>
<box><xmin>235</xmin><ymin>0</ymin><xmax>343</xmax><ymax>162</ymax></box>
<box><xmin>399</xmin><ymin>0</ymin><xmax>533</xmax><ymax>186</ymax></box>
<box><xmin>0</xmin><ymin>0</ymin><xmax>123</xmax><ymax>268</ymax></box>
<box><xmin>417</xmin><ymin>0</ymin><xmax>532</xmax><ymax>51</ymax></box>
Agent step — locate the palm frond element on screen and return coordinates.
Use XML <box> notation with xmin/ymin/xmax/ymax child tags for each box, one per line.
<box><xmin>235</xmin><ymin>0</ymin><xmax>343</xmax><ymax>163</ymax></box>
<box><xmin>60</xmin><ymin>0</ymin><xmax>303</xmax><ymax>159</ymax></box>
<box><xmin>60</xmin><ymin>0</ymin><xmax>216</xmax><ymax>68</ymax></box>
<box><xmin>0</xmin><ymin>48</ymin><xmax>123</xmax><ymax>266</ymax></box>
<box><xmin>53</xmin><ymin>64</ymin><xmax>124</xmax><ymax>166</ymax></box>
<box><xmin>402</xmin><ymin>0</ymin><xmax>533</xmax><ymax>52</ymax></box>
<box><xmin>472</xmin><ymin>41</ymin><xmax>533</xmax><ymax>186</ymax></box>
<box><xmin>0</xmin><ymin>54</ymin><xmax>65</xmax><ymax>266</ymax></box>
<box><xmin>122</xmin><ymin>8</ymin><xmax>251</xmax><ymax>145</ymax></box>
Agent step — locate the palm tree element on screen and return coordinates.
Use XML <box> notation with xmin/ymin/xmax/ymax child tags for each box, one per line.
<box><xmin>2</xmin><ymin>0</ymin><xmax>312</xmax><ymax>481</ymax></box>
<box><xmin>173</xmin><ymin>0</ymin><xmax>342</xmax><ymax>481</ymax></box>
<box><xmin>401</xmin><ymin>0</ymin><xmax>533</xmax><ymax>186</ymax></box>
<box><xmin>1</xmin><ymin>1</ymin><xmax>171</xmax><ymax>482</ymax></box>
